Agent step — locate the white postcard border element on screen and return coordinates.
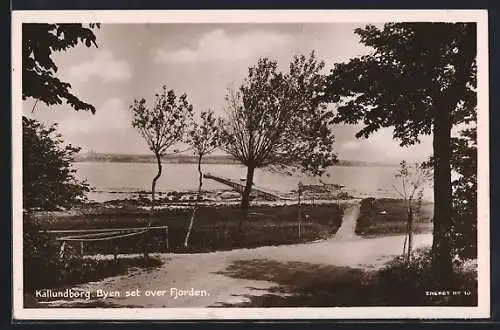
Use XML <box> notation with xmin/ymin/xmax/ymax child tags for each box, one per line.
<box><xmin>11</xmin><ymin>9</ymin><xmax>490</xmax><ymax>320</ymax></box>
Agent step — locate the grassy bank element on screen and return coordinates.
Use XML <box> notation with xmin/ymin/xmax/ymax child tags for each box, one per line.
<box><xmin>30</xmin><ymin>203</ymin><xmax>344</xmax><ymax>254</ymax></box>
<box><xmin>355</xmin><ymin>198</ymin><xmax>433</xmax><ymax>237</ymax></box>
<box><xmin>23</xmin><ymin>256</ymin><xmax>163</xmax><ymax>308</ymax></box>
<box><xmin>24</xmin><ymin>255</ymin><xmax>163</xmax><ymax>292</ymax></box>
<box><xmin>25</xmin><ymin>202</ymin><xmax>343</xmax><ymax>298</ymax></box>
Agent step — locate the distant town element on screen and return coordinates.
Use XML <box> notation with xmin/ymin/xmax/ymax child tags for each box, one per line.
<box><xmin>74</xmin><ymin>151</ymin><xmax>398</xmax><ymax>167</ymax></box>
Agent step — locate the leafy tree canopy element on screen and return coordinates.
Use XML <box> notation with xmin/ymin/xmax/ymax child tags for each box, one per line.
<box><xmin>22</xmin><ymin>23</ymin><xmax>100</xmax><ymax>113</ymax></box>
<box><xmin>130</xmin><ymin>86</ymin><xmax>194</xmax><ymax>156</ymax></box>
<box><xmin>422</xmin><ymin>126</ymin><xmax>477</xmax><ymax>259</ymax></box>
<box><xmin>326</xmin><ymin>23</ymin><xmax>476</xmax><ymax>145</ymax></box>
<box><xmin>450</xmin><ymin>127</ymin><xmax>477</xmax><ymax>259</ymax></box>
<box><xmin>326</xmin><ymin>23</ymin><xmax>477</xmax><ymax>276</ymax></box>
<box><xmin>187</xmin><ymin>110</ymin><xmax>222</xmax><ymax>157</ymax></box>
<box><xmin>23</xmin><ymin>117</ymin><xmax>90</xmax><ymax>211</ymax></box>
<box><xmin>222</xmin><ymin>52</ymin><xmax>337</xmax><ymax>176</ymax></box>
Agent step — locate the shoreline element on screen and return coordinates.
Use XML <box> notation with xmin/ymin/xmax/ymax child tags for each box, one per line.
<box><xmin>28</xmin><ymin>187</ymin><xmax>434</xmax><ymax>220</ymax></box>
<box><xmin>84</xmin><ymin>187</ymin><xmax>434</xmax><ymax>206</ymax></box>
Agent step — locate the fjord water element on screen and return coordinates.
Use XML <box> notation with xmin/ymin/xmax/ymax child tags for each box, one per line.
<box><xmin>73</xmin><ymin>162</ymin><xmax>434</xmax><ymax>202</ymax></box>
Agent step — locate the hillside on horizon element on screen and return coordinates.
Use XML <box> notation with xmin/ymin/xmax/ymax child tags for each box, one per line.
<box><xmin>74</xmin><ymin>151</ymin><xmax>399</xmax><ymax>167</ymax></box>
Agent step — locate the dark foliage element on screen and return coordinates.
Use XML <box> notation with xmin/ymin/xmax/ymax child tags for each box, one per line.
<box><xmin>450</xmin><ymin>127</ymin><xmax>477</xmax><ymax>259</ymax></box>
<box><xmin>355</xmin><ymin>197</ymin><xmax>377</xmax><ymax>233</ymax></box>
<box><xmin>327</xmin><ymin>23</ymin><xmax>476</xmax><ymax>140</ymax></box>
<box><xmin>376</xmin><ymin>249</ymin><xmax>477</xmax><ymax>305</ymax></box>
<box><xmin>422</xmin><ymin>126</ymin><xmax>478</xmax><ymax>259</ymax></box>
<box><xmin>355</xmin><ymin>198</ymin><xmax>433</xmax><ymax>236</ymax></box>
<box><xmin>23</xmin><ymin>117</ymin><xmax>90</xmax><ymax>211</ymax></box>
<box><xmin>22</xmin><ymin>23</ymin><xmax>100</xmax><ymax>113</ymax></box>
<box><xmin>326</xmin><ymin>22</ymin><xmax>477</xmax><ymax>280</ymax></box>
<box><xmin>24</xmin><ymin>214</ymin><xmax>162</xmax><ymax>292</ymax></box>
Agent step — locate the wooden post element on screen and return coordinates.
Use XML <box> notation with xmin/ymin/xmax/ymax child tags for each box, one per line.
<box><xmin>402</xmin><ymin>235</ymin><xmax>408</xmax><ymax>258</ymax></box>
<box><xmin>114</xmin><ymin>245</ymin><xmax>119</xmax><ymax>264</ymax></box>
<box><xmin>80</xmin><ymin>241</ymin><xmax>84</xmax><ymax>256</ymax></box>
<box><xmin>143</xmin><ymin>229</ymin><xmax>149</xmax><ymax>260</ymax></box>
<box><xmin>59</xmin><ymin>241</ymin><xmax>66</xmax><ymax>259</ymax></box>
<box><xmin>164</xmin><ymin>227</ymin><xmax>169</xmax><ymax>252</ymax></box>
<box><xmin>298</xmin><ymin>181</ymin><xmax>302</xmax><ymax>239</ymax></box>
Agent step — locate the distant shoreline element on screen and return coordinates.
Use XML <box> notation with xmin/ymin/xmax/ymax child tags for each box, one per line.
<box><xmin>74</xmin><ymin>153</ymin><xmax>398</xmax><ymax>167</ymax></box>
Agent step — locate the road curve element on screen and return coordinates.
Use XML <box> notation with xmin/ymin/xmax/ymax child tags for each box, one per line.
<box><xmin>40</xmin><ymin>231</ymin><xmax>432</xmax><ymax>308</ymax></box>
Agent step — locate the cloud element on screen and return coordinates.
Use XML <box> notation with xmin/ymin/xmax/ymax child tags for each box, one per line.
<box><xmin>68</xmin><ymin>51</ymin><xmax>132</xmax><ymax>83</ymax></box>
<box><xmin>24</xmin><ymin>96</ymin><xmax>141</xmax><ymax>152</ymax></box>
<box><xmin>341</xmin><ymin>140</ymin><xmax>361</xmax><ymax>150</ymax></box>
<box><xmin>154</xmin><ymin>29</ymin><xmax>294</xmax><ymax>64</ymax></box>
<box><xmin>46</xmin><ymin>97</ymin><xmax>144</xmax><ymax>153</ymax></box>
<box><xmin>356</xmin><ymin>129</ymin><xmax>433</xmax><ymax>162</ymax></box>
<box><xmin>64</xmin><ymin>98</ymin><xmax>130</xmax><ymax>133</ymax></box>
<box><xmin>335</xmin><ymin>125</ymin><xmax>433</xmax><ymax>163</ymax></box>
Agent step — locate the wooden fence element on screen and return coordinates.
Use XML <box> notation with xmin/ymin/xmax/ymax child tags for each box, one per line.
<box><xmin>41</xmin><ymin>225</ymin><xmax>169</xmax><ymax>262</ymax></box>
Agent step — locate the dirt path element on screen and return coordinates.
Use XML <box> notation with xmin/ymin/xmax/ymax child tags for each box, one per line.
<box><xmin>333</xmin><ymin>203</ymin><xmax>360</xmax><ymax>240</ymax></box>
<box><xmin>40</xmin><ymin>231</ymin><xmax>432</xmax><ymax>308</ymax></box>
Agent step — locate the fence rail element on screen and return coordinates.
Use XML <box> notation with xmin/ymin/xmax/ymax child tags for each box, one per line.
<box><xmin>48</xmin><ymin>225</ymin><xmax>169</xmax><ymax>261</ymax></box>
<box><xmin>41</xmin><ymin>225</ymin><xmax>169</xmax><ymax>234</ymax></box>
<box><xmin>57</xmin><ymin>230</ymin><xmax>148</xmax><ymax>242</ymax></box>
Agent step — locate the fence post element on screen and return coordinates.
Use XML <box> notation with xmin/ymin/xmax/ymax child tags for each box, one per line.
<box><xmin>59</xmin><ymin>241</ymin><xmax>66</xmax><ymax>259</ymax></box>
<box><xmin>114</xmin><ymin>245</ymin><xmax>119</xmax><ymax>264</ymax></box>
<box><xmin>402</xmin><ymin>235</ymin><xmax>408</xmax><ymax>257</ymax></box>
<box><xmin>298</xmin><ymin>181</ymin><xmax>302</xmax><ymax>239</ymax></box>
<box><xmin>80</xmin><ymin>241</ymin><xmax>84</xmax><ymax>256</ymax></box>
<box><xmin>164</xmin><ymin>227</ymin><xmax>169</xmax><ymax>252</ymax></box>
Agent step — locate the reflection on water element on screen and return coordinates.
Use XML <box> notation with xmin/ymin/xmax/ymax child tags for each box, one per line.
<box><xmin>74</xmin><ymin>162</ymin><xmax>433</xmax><ymax>202</ymax></box>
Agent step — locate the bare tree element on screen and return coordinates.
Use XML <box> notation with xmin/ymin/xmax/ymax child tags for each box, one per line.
<box><xmin>392</xmin><ymin>160</ymin><xmax>432</xmax><ymax>263</ymax></box>
<box><xmin>221</xmin><ymin>52</ymin><xmax>337</xmax><ymax>235</ymax></box>
<box><xmin>130</xmin><ymin>86</ymin><xmax>193</xmax><ymax>258</ymax></box>
<box><xmin>184</xmin><ymin>110</ymin><xmax>222</xmax><ymax>248</ymax></box>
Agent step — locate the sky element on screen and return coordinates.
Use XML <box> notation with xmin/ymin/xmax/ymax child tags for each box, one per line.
<box><xmin>23</xmin><ymin>23</ymin><xmax>433</xmax><ymax>163</ymax></box>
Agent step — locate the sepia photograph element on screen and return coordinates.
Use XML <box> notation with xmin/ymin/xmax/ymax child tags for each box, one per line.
<box><xmin>12</xmin><ymin>10</ymin><xmax>489</xmax><ymax>320</ymax></box>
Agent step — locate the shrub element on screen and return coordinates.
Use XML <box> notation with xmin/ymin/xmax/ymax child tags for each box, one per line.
<box><xmin>376</xmin><ymin>248</ymin><xmax>477</xmax><ymax>306</ymax></box>
<box><xmin>23</xmin><ymin>117</ymin><xmax>90</xmax><ymax>211</ymax></box>
<box><xmin>24</xmin><ymin>213</ymin><xmax>61</xmax><ymax>290</ymax></box>
<box><xmin>23</xmin><ymin>213</ymin><xmax>162</xmax><ymax>291</ymax></box>
<box><xmin>355</xmin><ymin>197</ymin><xmax>376</xmax><ymax>234</ymax></box>
<box><xmin>336</xmin><ymin>192</ymin><xmax>352</xmax><ymax>200</ymax></box>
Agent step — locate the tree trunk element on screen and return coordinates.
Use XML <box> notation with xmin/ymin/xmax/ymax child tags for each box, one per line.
<box><xmin>237</xmin><ymin>165</ymin><xmax>255</xmax><ymax>239</ymax></box>
<box><xmin>407</xmin><ymin>207</ymin><xmax>413</xmax><ymax>262</ymax></box>
<box><xmin>429</xmin><ymin>39</ymin><xmax>475</xmax><ymax>279</ymax></box>
<box><xmin>184</xmin><ymin>153</ymin><xmax>203</xmax><ymax>248</ymax></box>
<box><xmin>145</xmin><ymin>153</ymin><xmax>162</xmax><ymax>260</ymax></box>
<box><xmin>431</xmin><ymin>99</ymin><xmax>453</xmax><ymax>282</ymax></box>
<box><xmin>403</xmin><ymin>235</ymin><xmax>408</xmax><ymax>257</ymax></box>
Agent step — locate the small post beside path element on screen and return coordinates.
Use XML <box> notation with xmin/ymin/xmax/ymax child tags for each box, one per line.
<box><xmin>298</xmin><ymin>181</ymin><xmax>303</xmax><ymax>239</ymax></box>
<box><xmin>164</xmin><ymin>227</ymin><xmax>169</xmax><ymax>252</ymax></box>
